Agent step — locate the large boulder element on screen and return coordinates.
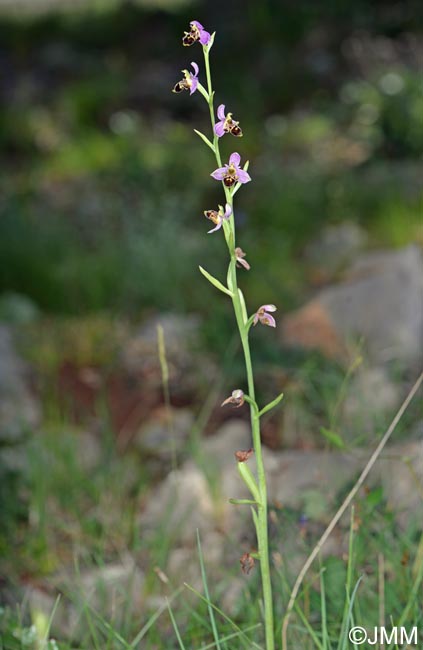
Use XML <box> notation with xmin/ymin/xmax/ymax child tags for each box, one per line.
<box><xmin>283</xmin><ymin>245</ymin><xmax>423</xmax><ymax>368</ymax></box>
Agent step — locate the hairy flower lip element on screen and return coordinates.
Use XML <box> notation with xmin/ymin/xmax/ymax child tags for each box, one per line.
<box><xmin>172</xmin><ymin>61</ymin><xmax>199</xmax><ymax>95</ymax></box>
<box><xmin>235</xmin><ymin>247</ymin><xmax>250</xmax><ymax>270</ymax></box>
<box><xmin>211</xmin><ymin>152</ymin><xmax>251</xmax><ymax>186</ymax></box>
<box><xmin>235</xmin><ymin>448</ymin><xmax>254</xmax><ymax>463</ymax></box>
<box><xmin>204</xmin><ymin>203</ymin><xmax>232</xmax><ymax>233</ymax></box>
<box><xmin>182</xmin><ymin>20</ymin><xmax>211</xmax><ymax>46</ymax></box>
<box><xmin>240</xmin><ymin>552</ymin><xmax>255</xmax><ymax>575</ymax></box>
<box><xmin>221</xmin><ymin>388</ymin><xmax>245</xmax><ymax>408</ymax></box>
<box><xmin>214</xmin><ymin>104</ymin><xmax>243</xmax><ymax>138</ymax></box>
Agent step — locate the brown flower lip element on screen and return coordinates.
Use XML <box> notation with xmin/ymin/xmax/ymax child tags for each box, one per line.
<box><xmin>235</xmin><ymin>448</ymin><xmax>254</xmax><ymax>463</ymax></box>
<box><xmin>235</xmin><ymin>247</ymin><xmax>250</xmax><ymax>270</ymax></box>
<box><xmin>221</xmin><ymin>389</ymin><xmax>245</xmax><ymax>408</ymax></box>
<box><xmin>240</xmin><ymin>552</ymin><xmax>255</xmax><ymax>575</ymax></box>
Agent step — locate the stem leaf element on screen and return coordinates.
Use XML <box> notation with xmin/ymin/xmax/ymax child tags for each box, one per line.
<box><xmin>199</xmin><ymin>266</ymin><xmax>233</xmax><ymax>297</ymax></box>
<box><xmin>238</xmin><ymin>288</ymin><xmax>248</xmax><ymax>325</ymax></box>
<box><xmin>229</xmin><ymin>498</ymin><xmax>260</xmax><ymax>506</ymax></box>
<box><xmin>227</xmin><ymin>260</ymin><xmax>235</xmax><ymax>293</ymax></box>
<box><xmin>237</xmin><ymin>462</ymin><xmax>261</xmax><ymax>504</ymax></box>
<box><xmin>258</xmin><ymin>392</ymin><xmax>284</xmax><ymax>418</ymax></box>
<box><xmin>193</xmin><ymin>129</ymin><xmax>215</xmax><ymax>152</ymax></box>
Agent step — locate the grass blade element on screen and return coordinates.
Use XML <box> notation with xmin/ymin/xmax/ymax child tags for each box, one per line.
<box><xmin>184</xmin><ymin>582</ymin><xmax>264</xmax><ymax>650</ymax></box>
<box><xmin>167</xmin><ymin>598</ymin><xmax>187</xmax><ymax>650</ymax></box>
<box><xmin>129</xmin><ymin>586</ymin><xmax>183</xmax><ymax>647</ymax></box>
<box><xmin>197</xmin><ymin>529</ymin><xmax>222</xmax><ymax>650</ymax></box>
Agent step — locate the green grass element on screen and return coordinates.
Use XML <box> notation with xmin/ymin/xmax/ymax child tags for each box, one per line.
<box><xmin>1</xmin><ymin>377</ymin><xmax>422</xmax><ymax>649</ymax></box>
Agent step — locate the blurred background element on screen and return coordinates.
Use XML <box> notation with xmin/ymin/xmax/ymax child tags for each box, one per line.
<box><xmin>0</xmin><ymin>0</ymin><xmax>422</xmax><ymax>647</ymax></box>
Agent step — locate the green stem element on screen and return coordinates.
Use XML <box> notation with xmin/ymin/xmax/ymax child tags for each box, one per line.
<box><xmin>201</xmin><ymin>43</ymin><xmax>275</xmax><ymax>650</ymax></box>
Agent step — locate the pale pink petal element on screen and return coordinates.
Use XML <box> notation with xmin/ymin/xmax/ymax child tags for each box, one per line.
<box><xmin>214</xmin><ymin>121</ymin><xmax>226</xmax><ymax>137</ymax></box>
<box><xmin>261</xmin><ymin>314</ymin><xmax>276</xmax><ymax>327</ymax></box>
<box><xmin>207</xmin><ymin>220</ymin><xmax>223</xmax><ymax>233</ymax></box>
<box><xmin>190</xmin><ymin>20</ymin><xmax>204</xmax><ymax>30</ymax></box>
<box><xmin>190</xmin><ymin>62</ymin><xmax>199</xmax><ymax>77</ymax></box>
<box><xmin>262</xmin><ymin>304</ymin><xmax>277</xmax><ymax>312</ymax></box>
<box><xmin>236</xmin><ymin>169</ymin><xmax>251</xmax><ymax>184</ymax></box>
<box><xmin>217</xmin><ymin>104</ymin><xmax>226</xmax><ymax>120</ymax></box>
<box><xmin>237</xmin><ymin>257</ymin><xmax>250</xmax><ymax>270</ymax></box>
<box><xmin>229</xmin><ymin>152</ymin><xmax>241</xmax><ymax>166</ymax></box>
<box><xmin>189</xmin><ymin>77</ymin><xmax>198</xmax><ymax>94</ymax></box>
<box><xmin>253</xmin><ymin>314</ymin><xmax>259</xmax><ymax>326</ymax></box>
<box><xmin>211</xmin><ymin>166</ymin><xmax>227</xmax><ymax>180</ymax></box>
<box><xmin>223</xmin><ymin>203</ymin><xmax>232</xmax><ymax>219</ymax></box>
<box><xmin>199</xmin><ymin>30</ymin><xmax>211</xmax><ymax>45</ymax></box>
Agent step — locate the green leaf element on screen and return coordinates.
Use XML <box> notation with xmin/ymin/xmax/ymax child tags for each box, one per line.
<box><xmin>227</xmin><ymin>260</ymin><xmax>235</xmax><ymax>293</ymax></box>
<box><xmin>197</xmin><ymin>530</ymin><xmax>222</xmax><ymax>650</ymax></box>
<box><xmin>258</xmin><ymin>392</ymin><xmax>284</xmax><ymax>418</ymax></box>
<box><xmin>199</xmin><ymin>266</ymin><xmax>233</xmax><ymax>297</ymax></box>
<box><xmin>320</xmin><ymin>427</ymin><xmax>346</xmax><ymax>449</ymax></box>
<box><xmin>366</xmin><ymin>486</ymin><xmax>383</xmax><ymax>507</ymax></box>
<box><xmin>238</xmin><ymin>288</ymin><xmax>248</xmax><ymax>325</ymax></box>
<box><xmin>238</xmin><ymin>462</ymin><xmax>261</xmax><ymax>504</ymax></box>
<box><xmin>205</xmin><ymin>31</ymin><xmax>216</xmax><ymax>51</ymax></box>
<box><xmin>229</xmin><ymin>498</ymin><xmax>260</xmax><ymax>506</ymax></box>
<box><xmin>193</xmin><ymin>129</ymin><xmax>214</xmax><ymax>152</ymax></box>
<box><xmin>166</xmin><ymin>599</ymin><xmax>187</xmax><ymax>650</ymax></box>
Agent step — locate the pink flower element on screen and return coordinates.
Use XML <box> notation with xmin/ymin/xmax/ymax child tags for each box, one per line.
<box><xmin>182</xmin><ymin>20</ymin><xmax>211</xmax><ymax>47</ymax></box>
<box><xmin>172</xmin><ymin>62</ymin><xmax>199</xmax><ymax>95</ymax></box>
<box><xmin>235</xmin><ymin>247</ymin><xmax>250</xmax><ymax>270</ymax></box>
<box><xmin>214</xmin><ymin>104</ymin><xmax>243</xmax><ymax>138</ymax></box>
<box><xmin>221</xmin><ymin>389</ymin><xmax>245</xmax><ymax>408</ymax></box>
<box><xmin>253</xmin><ymin>304</ymin><xmax>277</xmax><ymax>328</ymax></box>
<box><xmin>204</xmin><ymin>203</ymin><xmax>232</xmax><ymax>233</ymax></box>
<box><xmin>211</xmin><ymin>152</ymin><xmax>251</xmax><ymax>188</ymax></box>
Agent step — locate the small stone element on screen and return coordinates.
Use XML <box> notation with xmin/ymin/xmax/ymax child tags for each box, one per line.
<box><xmin>0</xmin><ymin>326</ymin><xmax>40</xmax><ymax>443</ymax></box>
<box><xmin>134</xmin><ymin>407</ymin><xmax>194</xmax><ymax>459</ymax></box>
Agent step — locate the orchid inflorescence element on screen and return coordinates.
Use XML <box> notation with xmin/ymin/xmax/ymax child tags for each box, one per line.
<box><xmin>173</xmin><ymin>22</ymin><xmax>283</xmax><ymax>650</ymax></box>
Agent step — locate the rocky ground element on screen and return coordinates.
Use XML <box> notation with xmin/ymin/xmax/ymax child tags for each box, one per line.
<box><xmin>1</xmin><ymin>240</ymin><xmax>422</xmax><ymax>643</ymax></box>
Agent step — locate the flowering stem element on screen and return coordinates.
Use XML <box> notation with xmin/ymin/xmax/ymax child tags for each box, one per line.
<box><xmin>202</xmin><ymin>42</ymin><xmax>275</xmax><ymax>650</ymax></box>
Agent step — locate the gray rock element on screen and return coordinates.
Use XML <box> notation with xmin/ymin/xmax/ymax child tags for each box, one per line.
<box><xmin>305</xmin><ymin>222</ymin><xmax>367</xmax><ymax>275</ymax></box>
<box><xmin>139</xmin><ymin>421</ymin><xmax>253</xmax><ymax>554</ymax></box>
<box><xmin>134</xmin><ymin>407</ymin><xmax>194</xmax><ymax>459</ymax></box>
<box><xmin>121</xmin><ymin>313</ymin><xmax>216</xmax><ymax>393</ymax></box>
<box><xmin>372</xmin><ymin>439</ymin><xmax>423</xmax><ymax>529</ymax></box>
<box><xmin>121</xmin><ymin>313</ymin><xmax>201</xmax><ymax>375</ymax></box>
<box><xmin>318</xmin><ymin>245</ymin><xmax>423</xmax><ymax>367</ymax></box>
<box><xmin>0</xmin><ymin>326</ymin><xmax>40</xmax><ymax>442</ymax></box>
<box><xmin>27</xmin><ymin>558</ymin><xmax>145</xmax><ymax>639</ymax></box>
<box><xmin>282</xmin><ymin>245</ymin><xmax>423</xmax><ymax>368</ymax></box>
<box><xmin>0</xmin><ymin>292</ymin><xmax>40</xmax><ymax>325</ymax></box>
<box><xmin>342</xmin><ymin>366</ymin><xmax>400</xmax><ymax>435</ymax></box>
<box><xmin>266</xmin><ymin>450</ymin><xmax>361</xmax><ymax>512</ymax></box>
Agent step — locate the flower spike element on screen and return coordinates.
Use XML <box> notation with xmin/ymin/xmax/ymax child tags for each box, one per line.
<box><xmin>182</xmin><ymin>20</ymin><xmax>211</xmax><ymax>47</ymax></box>
<box><xmin>211</xmin><ymin>152</ymin><xmax>251</xmax><ymax>188</ymax></box>
<box><xmin>172</xmin><ymin>62</ymin><xmax>199</xmax><ymax>95</ymax></box>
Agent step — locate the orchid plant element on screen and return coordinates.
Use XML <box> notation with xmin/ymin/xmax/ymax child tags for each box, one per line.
<box><xmin>173</xmin><ymin>21</ymin><xmax>283</xmax><ymax>650</ymax></box>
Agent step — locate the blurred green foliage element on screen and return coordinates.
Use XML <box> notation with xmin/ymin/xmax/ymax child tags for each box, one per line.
<box><xmin>0</xmin><ymin>0</ymin><xmax>421</xmax><ymax>323</ymax></box>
